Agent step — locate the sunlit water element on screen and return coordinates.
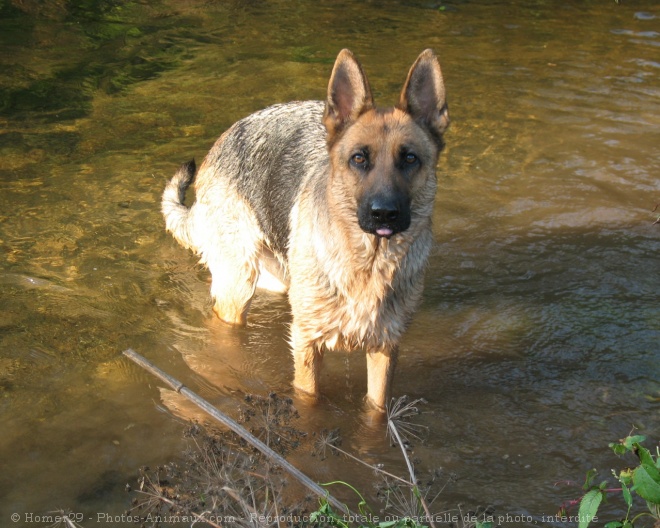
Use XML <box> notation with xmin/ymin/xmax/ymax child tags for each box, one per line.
<box><xmin>1</xmin><ymin>0</ymin><xmax>658</xmax><ymax>525</ymax></box>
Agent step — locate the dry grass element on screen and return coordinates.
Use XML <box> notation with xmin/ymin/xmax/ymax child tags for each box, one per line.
<box><xmin>125</xmin><ymin>393</ymin><xmax>496</xmax><ymax>527</ymax></box>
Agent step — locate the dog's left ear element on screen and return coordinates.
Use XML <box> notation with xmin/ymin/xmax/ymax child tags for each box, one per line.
<box><xmin>398</xmin><ymin>49</ymin><xmax>449</xmax><ymax>143</ymax></box>
<box><xmin>324</xmin><ymin>49</ymin><xmax>375</xmax><ymax>144</ymax></box>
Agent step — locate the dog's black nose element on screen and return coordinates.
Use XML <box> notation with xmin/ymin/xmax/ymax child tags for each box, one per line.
<box><xmin>358</xmin><ymin>194</ymin><xmax>411</xmax><ymax>238</ymax></box>
<box><xmin>370</xmin><ymin>199</ymin><xmax>400</xmax><ymax>223</ymax></box>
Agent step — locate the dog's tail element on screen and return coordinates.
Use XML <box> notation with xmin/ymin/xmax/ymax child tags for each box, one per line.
<box><xmin>162</xmin><ymin>159</ymin><xmax>196</xmax><ymax>250</ymax></box>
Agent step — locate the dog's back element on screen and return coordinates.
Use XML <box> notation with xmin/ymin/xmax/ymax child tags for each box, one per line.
<box><xmin>198</xmin><ymin>100</ymin><xmax>327</xmax><ymax>257</ymax></box>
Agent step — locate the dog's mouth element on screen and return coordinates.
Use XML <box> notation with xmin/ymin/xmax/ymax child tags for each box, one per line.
<box><xmin>357</xmin><ymin>216</ymin><xmax>411</xmax><ymax>239</ymax></box>
<box><xmin>376</xmin><ymin>227</ymin><xmax>394</xmax><ymax>238</ymax></box>
<box><xmin>359</xmin><ymin>221</ymin><xmax>409</xmax><ymax>239</ymax></box>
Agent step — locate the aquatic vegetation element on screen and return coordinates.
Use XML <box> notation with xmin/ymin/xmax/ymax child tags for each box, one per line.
<box><xmin>0</xmin><ymin>0</ymin><xmax>193</xmax><ymax>121</ymax></box>
<box><xmin>559</xmin><ymin>435</ymin><xmax>660</xmax><ymax>528</ymax></box>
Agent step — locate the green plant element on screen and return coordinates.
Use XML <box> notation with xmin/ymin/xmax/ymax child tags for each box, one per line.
<box><xmin>310</xmin><ymin>481</ymin><xmax>432</xmax><ymax>528</ymax></box>
<box><xmin>561</xmin><ymin>435</ymin><xmax>660</xmax><ymax>528</ymax></box>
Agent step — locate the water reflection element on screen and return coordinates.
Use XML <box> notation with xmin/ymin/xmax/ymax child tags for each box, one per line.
<box><xmin>1</xmin><ymin>0</ymin><xmax>659</xmax><ymax>523</ymax></box>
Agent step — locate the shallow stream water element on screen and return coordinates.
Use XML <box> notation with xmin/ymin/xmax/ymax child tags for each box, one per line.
<box><xmin>1</xmin><ymin>1</ymin><xmax>659</xmax><ymax>526</ymax></box>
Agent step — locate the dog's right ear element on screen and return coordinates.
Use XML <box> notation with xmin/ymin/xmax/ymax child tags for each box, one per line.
<box><xmin>324</xmin><ymin>49</ymin><xmax>374</xmax><ymax>144</ymax></box>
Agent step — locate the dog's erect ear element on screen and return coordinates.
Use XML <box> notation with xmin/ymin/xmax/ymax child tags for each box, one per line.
<box><xmin>324</xmin><ymin>49</ymin><xmax>374</xmax><ymax>143</ymax></box>
<box><xmin>398</xmin><ymin>49</ymin><xmax>449</xmax><ymax>142</ymax></box>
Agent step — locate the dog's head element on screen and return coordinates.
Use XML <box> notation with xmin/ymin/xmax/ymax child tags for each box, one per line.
<box><xmin>323</xmin><ymin>49</ymin><xmax>449</xmax><ymax>239</ymax></box>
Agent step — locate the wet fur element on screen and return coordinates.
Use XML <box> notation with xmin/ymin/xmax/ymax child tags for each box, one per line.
<box><xmin>162</xmin><ymin>49</ymin><xmax>449</xmax><ymax>410</ymax></box>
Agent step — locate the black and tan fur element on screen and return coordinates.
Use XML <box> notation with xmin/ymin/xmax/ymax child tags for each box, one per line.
<box><xmin>162</xmin><ymin>49</ymin><xmax>449</xmax><ymax>410</ymax></box>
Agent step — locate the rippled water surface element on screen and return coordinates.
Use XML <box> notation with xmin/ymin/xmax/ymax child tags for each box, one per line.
<box><xmin>1</xmin><ymin>0</ymin><xmax>659</xmax><ymax>525</ymax></box>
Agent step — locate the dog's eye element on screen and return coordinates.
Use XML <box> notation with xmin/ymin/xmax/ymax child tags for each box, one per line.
<box><xmin>404</xmin><ymin>153</ymin><xmax>418</xmax><ymax>165</ymax></box>
<box><xmin>351</xmin><ymin>153</ymin><xmax>367</xmax><ymax>167</ymax></box>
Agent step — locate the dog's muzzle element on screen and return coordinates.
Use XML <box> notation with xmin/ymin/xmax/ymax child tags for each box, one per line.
<box><xmin>358</xmin><ymin>195</ymin><xmax>411</xmax><ymax>238</ymax></box>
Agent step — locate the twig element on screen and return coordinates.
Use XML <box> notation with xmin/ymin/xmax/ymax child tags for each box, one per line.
<box><xmin>327</xmin><ymin>443</ymin><xmax>411</xmax><ymax>486</ymax></box>
<box><xmin>387</xmin><ymin>405</ymin><xmax>437</xmax><ymax>528</ymax></box>
<box><xmin>387</xmin><ymin>422</ymin><xmax>418</xmax><ymax>486</ymax></box>
<box><xmin>122</xmin><ymin>348</ymin><xmax>351</xmax><ymax>517</ymax></box>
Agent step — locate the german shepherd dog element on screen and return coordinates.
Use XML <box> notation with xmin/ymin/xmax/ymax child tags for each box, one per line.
<box><xmin>162</xmin><ymin>49</ymin><xmax>449</xmax><ymax>411</ymax></box>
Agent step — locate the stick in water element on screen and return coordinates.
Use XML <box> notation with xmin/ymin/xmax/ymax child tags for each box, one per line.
<box><xmin>122</xmin><ymin>348</ymin><xmax>350</xmax><ymax>516</ymax></box>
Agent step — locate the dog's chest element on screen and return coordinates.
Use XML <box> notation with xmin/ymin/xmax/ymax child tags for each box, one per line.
<box><xmin>317</xmin><ymin>241</ymin><xmax>415</xmax><ymax>350</ymax></box>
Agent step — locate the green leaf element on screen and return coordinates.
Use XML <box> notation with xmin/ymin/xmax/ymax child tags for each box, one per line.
<box><xmin>622</xmin><ymin>482</ymin><xmax>633</xmax><ymax>508</ymax></box>
<box><xmin>584</xmin><ymin>468</ymin><xmax>598</xmax><ymax>490</ymax></box>
<box><xmin>610</xmin><ymin>436</ymin><xmax>647</xmax><ymax>455</ymax></box>
<box><xmin>476</xmin><ymin>522</ymin><xmax>494</xmax><ymax>528</ymax></box>
<box><xmin>623</xmin><ymin>435</ymin><xmax>646</xmax><ymax>450</ymax></box>
<box><xmin>634</xmin><ymin>443</ymin><xmax>660</xmax><ymax>479</ymax></box>
<box><xmin>578</xmin><ymin>489</ymin><xmax>603</xmax><ymax>528</ymax></box>
<box><xmin>610</xmin><ymin>443</ymin><xmax>628</xmax><ymax>456</ymax></box>
<box><xmin>604</xmin><ymin>522</ymin><xmax>623</xmax><ymax>528</ymax></box>
<box><xmin>310</xmin><ymin>501</ymin><xmax>351</xmax><ymax>528</ymax></box>
<box><xmin>633</xmin><ymin>464</ymin><xmax>660</xmax><ymax>503</ymax></box>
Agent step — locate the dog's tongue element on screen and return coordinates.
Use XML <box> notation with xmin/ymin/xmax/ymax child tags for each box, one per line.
<box><xmin>376</xmin><ymin>227</ymin><xmax>393</xmax><ymax>237</ymax></box>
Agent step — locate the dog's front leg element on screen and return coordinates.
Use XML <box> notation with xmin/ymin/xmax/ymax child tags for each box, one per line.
<box><xmin>366</xmin><ymin>346</ymin><xmax>398</xmax><ymax>411</ymax></box>
<box><xmin>290</xmin><ymin>326</ymin><xmax>324</xmax><ymax>397</ymax></box>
